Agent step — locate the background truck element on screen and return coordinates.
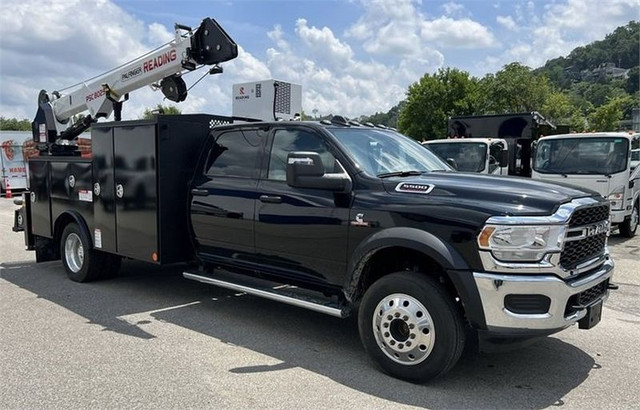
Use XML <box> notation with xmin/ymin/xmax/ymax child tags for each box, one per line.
<box><xmin>422</xmin><ymin>137</ymin><xmax>509</xmax><ymax>175</ymax></box>
<box><xmin>1</xmin><ymin>131</ymin><xmax>32</xmax><ymax>194</ymax></box>
<box><xmin>13</xmin><ymin>17</ymin><xmax>616</xmax><ymax>383</ymax></box>
<box><xmin>532</xmin><ymin>132</ymin><xmax>640</xmax><ymax>237</ymax></box>
<box><xmin>444</xmin><ymin>112</ymin><xmax>559</xmax><ymax>177</ymax></box>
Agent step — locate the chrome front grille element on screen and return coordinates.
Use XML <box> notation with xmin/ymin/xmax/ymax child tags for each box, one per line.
<box><xmin>561</xmin><ymin>203</ymin><xmax>610</xmax><ymax>271</ymax></box>
<box><xmin>561</xmin><ymin>233</ymin><xmax>607</xmax><ymax>270</ymax></box>
<box><xmin>568</xmin><ymin>204</ymin><xmax>610</xmax><ymax>227</ymax></box>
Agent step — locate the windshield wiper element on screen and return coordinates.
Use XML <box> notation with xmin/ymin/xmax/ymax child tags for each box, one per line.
<box><xmin>377</xmin><ymin>170</ymin><xmax>424</xmax><ymax>178</ymax></box>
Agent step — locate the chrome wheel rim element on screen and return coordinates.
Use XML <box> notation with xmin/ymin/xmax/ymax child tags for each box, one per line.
<box><xmin>372</xmin><ymin>293</ymin><xmax>435</xmax><ymax>365</ymax></box>
<box><xmin>64</xmin><ymin>233</ymin><xmax>84</xmax><ymax>273</ymax></box>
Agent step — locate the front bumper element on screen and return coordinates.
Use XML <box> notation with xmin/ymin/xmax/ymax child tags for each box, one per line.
<box><xmin>473</xmin><ymin>257</ymin><xmax>614</xmax><ymax>333</ymax></box>
<box><xmin>610</xmin><ymin>208</ymin><xmax>626</xmax><ymax>224</ymax></box>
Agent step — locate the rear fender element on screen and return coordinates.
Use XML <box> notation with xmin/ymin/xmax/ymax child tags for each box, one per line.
<box><xmin>53</xmin><ymin>211</ymin><xmax>93</xmax><ymax>253</ymax></box>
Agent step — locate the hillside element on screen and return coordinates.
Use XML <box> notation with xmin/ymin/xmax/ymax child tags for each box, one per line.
<box><xmin>535</xmin><ymin>21</ymin><xmax>638</xmax><ymax>91</ymax></box>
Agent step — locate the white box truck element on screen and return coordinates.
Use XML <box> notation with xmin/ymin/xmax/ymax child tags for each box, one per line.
<box><xmin>532</xmin><ymin>132</ymin><xmax>640</xmax><ymax>237</ymax></box>
<box><xmin>0</xmin><ymin>131</ymin><xmax>32</xmax><ymax>194</ymax></box>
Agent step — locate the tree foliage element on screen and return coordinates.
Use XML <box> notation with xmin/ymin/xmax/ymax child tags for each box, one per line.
<box><xmin>0</xmin><ymin>117</ymin><xmax>31</xmax><ymax>131</ymax></box>
<box><xmin>398</xmin><ymin>68</ymin><xmax>479</xmax><ymax>140</ymax></box>
<box><xmin>359</xmin><ymin>101</ymin><xmax>405</xmax><ymax>129</ymax></box>
<box><xmin>481</xmin><ymin>63</ymin><xmax>553</xmax><ymax>113</ymax></box>
<box><xmin>141</xmin><ymin>104</ymin><xmax>181</xmax><ymax>119</ymax></box>
<box><xmin>587</xmin><ymin>96</ymin><xmax>633</xmax><ymax>131</ymax></box>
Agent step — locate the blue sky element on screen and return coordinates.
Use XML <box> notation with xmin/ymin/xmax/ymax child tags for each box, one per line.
<box><xmin>1</xmin><ymin>0</ymin><xmax>637</xmax><ymax>121</ymax></box>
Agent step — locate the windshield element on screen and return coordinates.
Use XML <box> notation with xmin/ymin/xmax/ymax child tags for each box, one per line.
<box><xmin>328</xmin><ymin>128</ymin><xmax>451</xmax><ymax>177</ymax></box>
<box><xmin>426</xmin><ymin>142</ymin><xmax>488</xmax><ymax>172</ymax></box>
<box><xmin>534</xmin><ymin>137</ymin><xmax>629</xmax><ymax>175</ymax></box>
<box><xmin>632</xmin><ymin>150</ymin><xmax>639</xmax><ymax>161</ymax></box>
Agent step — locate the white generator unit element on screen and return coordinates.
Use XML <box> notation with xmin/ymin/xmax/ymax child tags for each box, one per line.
<box><xmin>232</xmin><ymin>79</ymin><xmax>302</xmax><ymax>121</ymax></box>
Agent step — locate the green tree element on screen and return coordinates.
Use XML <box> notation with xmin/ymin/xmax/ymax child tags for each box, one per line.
<box><xmin>0</xmin><ymin>117</ymin><xmax>31</xmax><ymax>131</ymax></box>
<box><xmin>398</xmin><ymin>68</ymin><xmax>479</xmax><ymax>140</ymax></box>
<box><xmin>141</xmin><ymin>104</ymin><xmax>181</xmax><ymax>119</ymax></box>
<box><xmin>483</xmin><ymin>63</ymin><xmax>553</xmax><ymax>113</ymax></box>
<box><xmin>587</xmin><ymin>95</ymin><xmax>632</xmax><ymax>131</ymax></box>
<box><xmin>541</xmin><ymin>91</ymin><xmax>583</xmax><ymax>127</ymax></box>
<box><xmin>626</xmin><ymin>66</ymin><xmax>639</xmax><ymax>94</ymax></box>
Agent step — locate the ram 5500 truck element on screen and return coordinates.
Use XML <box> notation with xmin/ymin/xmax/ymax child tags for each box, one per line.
<box><xmin>17</xmin><ymin>114</ymin><xmax>615</xmax><ymax>382</ymax></box>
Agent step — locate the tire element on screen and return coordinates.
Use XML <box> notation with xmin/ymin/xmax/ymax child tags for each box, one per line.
<box><xmin>619</xmin><ymin>200</ymin><xmax>638</xmax><ymax>238</ymax></box>
<box><xmin>60</xmin><ymin>223</ymin><xmax>102</xmax><ymax>282</ymax></box>
<box><xmin>358</xmin><ymin>272</ymin><xmax>466</xmax><ymax>382</ymax></box>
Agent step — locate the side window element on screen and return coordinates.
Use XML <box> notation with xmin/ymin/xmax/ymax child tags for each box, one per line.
<box><xmin>205</xmin><ymin>129</ymin><xmax>263</xmax><ymax>178</ymax></box>
<box><xmin>268</xmin><ymin>129</ymin><xmax>337</xmax><ymax>181</ymax></box>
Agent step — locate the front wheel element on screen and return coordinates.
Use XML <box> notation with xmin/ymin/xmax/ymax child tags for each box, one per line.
<box><xmin>619</xmin><ymin>201</ymin><xmax>638</xmax><ymax>238</ymax></box>
<box><xmin>358</xmin><ymin>272</ymin><xmax>466</xmax><ymax>382</ymax></box>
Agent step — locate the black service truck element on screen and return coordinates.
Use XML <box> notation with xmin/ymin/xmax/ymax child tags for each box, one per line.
<box><xmin>16</xmin><ymin>114</ymin><xmax>615</xmax><ymax>382</ymax></box>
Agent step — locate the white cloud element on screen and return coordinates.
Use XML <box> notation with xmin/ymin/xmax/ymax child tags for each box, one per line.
<box><xmin>346</xmin><ymin>0</ymin><xmax>496</xmax><ymax>56</ymax></box>
<box><xmin>544</xmin><ymin>0</ymin><xmax>637</xmax><ymax>34</ymax></box>
<box><xmin>267</xmin><ymin>24</ymin><xmax>290</xmax><ymax>51</ymax></box>
<box><xmin>295</xmin><ymin>19</ymin><xmax>354</xmax><ymax>65</ymax></box>
<box><xmin>147</xmin><ymin>23</ymin><xmax>173</xmax><ymax>44</ymax></box>
<box><xmin>496</xmin><ymin>15</ymin><xmax>518</xmax><ymax>31</ymax></box>
<box><xmin>442</xmin><ymin>2</ymin><xmax>465</xmax><ymax>16</ymax></box>
<box><xmin>481</xmin><ymin>0</ymin><xmax>637</xmax><ymax>73</ymax></box>
<box><xmin>421</xmin><ymin>17</ymin><xmax>498</xmax><ymax>48</ymax></box>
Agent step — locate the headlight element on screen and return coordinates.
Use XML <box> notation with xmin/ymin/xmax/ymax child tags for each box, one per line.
<box><xmin>478</xmin><ymin>225</ymin><xmax>566</xmax><ymax>262</ymax></box>
<box><xmin>607</xmin><ymin>185</ymin><xmax>625</xmax><ymax>210</ymax></box>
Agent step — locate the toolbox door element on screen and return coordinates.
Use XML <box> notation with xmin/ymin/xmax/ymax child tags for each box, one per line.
<box><xmin>113</xmin><ymin>125</ymin><xmax>158</xmax><ymax>262</ymax></box>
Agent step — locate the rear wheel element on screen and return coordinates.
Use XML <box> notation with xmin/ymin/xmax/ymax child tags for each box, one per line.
<box><xmin>61</xmin><ymin>223</ymin><xmax>102</xmax><ymax>282</ymax></box>
<box><xmin>620</xmin><ymin>201</ymin><xmax>638</xmax><ymax>238</ymax></box>
<box><xmin>358</xmin><ymin>271</ymin><xmax>465</xmax><ymax>382</ymax></box>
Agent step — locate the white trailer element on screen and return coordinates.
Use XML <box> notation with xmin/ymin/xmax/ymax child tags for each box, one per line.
<box><xmin>532</xmin><ymin>132</ymin><xmax>640</xmax><ymax>237</ymax></box>
<box><xmin>0</xmin><ymin>131</ymin><xmax>32</xmax><ymax>193</ymax></box>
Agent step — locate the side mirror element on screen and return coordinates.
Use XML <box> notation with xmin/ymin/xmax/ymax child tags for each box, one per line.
<box><xmin>286</xmin><ymin>152</ymin><xmax>351</xmax><ymax>192</ymax></box>
<box><xmin>499</xmin><ymin>150</ymin><xmax>509</xmax><ymax>167</ymax></box>
<box><xmin>446</xmin><ymin>158</ymin><xmax>458</xmax><ymax>170</ymax></box>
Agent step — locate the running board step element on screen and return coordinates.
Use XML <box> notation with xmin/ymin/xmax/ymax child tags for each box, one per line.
<box><xmin>183</xmin><ymin>271</ymin><xmax>350</xmax><ymax>318</ymax></box>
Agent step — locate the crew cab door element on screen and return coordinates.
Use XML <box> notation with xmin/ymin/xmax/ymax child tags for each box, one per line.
<box><xmin>255</xmin><ymin>127</ymin><xmax>350</xmax><ymax>286</ymax></box>
<box><xmin>190</xmin><ymin>128</ymin><xmax>265</xmax><ymax>263</ymax></box>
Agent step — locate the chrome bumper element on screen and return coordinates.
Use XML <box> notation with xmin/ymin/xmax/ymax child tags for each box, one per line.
<box><xmin>473</xmin><ymin>258</ymin><xmax>614</xmax><ymax>332</ymax></box>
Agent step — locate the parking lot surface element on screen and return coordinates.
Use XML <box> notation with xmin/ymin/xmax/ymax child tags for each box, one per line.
<box><xmin>1</xmin><ymin>196</ymin><xmax>639</xmax><ymax>409</ymax></box>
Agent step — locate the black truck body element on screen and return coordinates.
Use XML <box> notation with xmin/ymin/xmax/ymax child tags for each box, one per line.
<box><xmin>17</xmin><ymin>114</ymin><xmax>615</xmax><ymax>382</ymax></box>
<box><xmin>448</xmin><ymin>112</ymin><xmax>562</xmax><ymax>177</ymax></box>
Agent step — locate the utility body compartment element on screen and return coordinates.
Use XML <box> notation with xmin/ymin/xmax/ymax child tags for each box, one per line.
<box><xmin>25</xmin><ymin>114</ymin><xmax>221</xmax><ymax>264</ymax></box>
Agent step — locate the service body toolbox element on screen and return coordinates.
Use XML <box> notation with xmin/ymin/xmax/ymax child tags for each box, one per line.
<box><xmin>25</xmin><ymin>114</ymin><xmax>221</xmax><ymax>264</ymax></box>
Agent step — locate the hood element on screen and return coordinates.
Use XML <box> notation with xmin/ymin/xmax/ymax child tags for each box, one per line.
<box><xmin>382</xmin><ymin>172</ymin><xmax>600</xmax><ymax>217</ymax></box>
<box><xmin>532</xmin><ymin>173</ymin><xmax>613</xmax><ymax>198</ymax></box>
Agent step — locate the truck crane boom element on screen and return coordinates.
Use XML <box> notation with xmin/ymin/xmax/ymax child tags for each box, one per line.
<box><xmin>32</xmin><ymin>17</ymin><xmax>237</xmax><ymax>151</ymax></box>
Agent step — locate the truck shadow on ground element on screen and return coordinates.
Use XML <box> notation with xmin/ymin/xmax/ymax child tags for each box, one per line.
<box><xmin>1</xmin><ymin>260</ymin><xmax>597</xmax><ymax>409</ymax></box>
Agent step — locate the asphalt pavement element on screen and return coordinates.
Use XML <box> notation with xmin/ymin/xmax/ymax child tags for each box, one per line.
<box><xmin>1</xmin><ymin>196</ymin><xmax>639</xmax><ymax>409</ymax></box>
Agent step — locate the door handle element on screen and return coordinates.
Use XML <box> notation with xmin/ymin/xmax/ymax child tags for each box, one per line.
<box><xmin>259</xmin><ymin>195</ymin><xmax>282</xmax><ymax>204</ymax></box>
<box><xmin>191</xmin><ymin>188</ymin><xmax>209</xmax><ymax>197</ymax></box>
